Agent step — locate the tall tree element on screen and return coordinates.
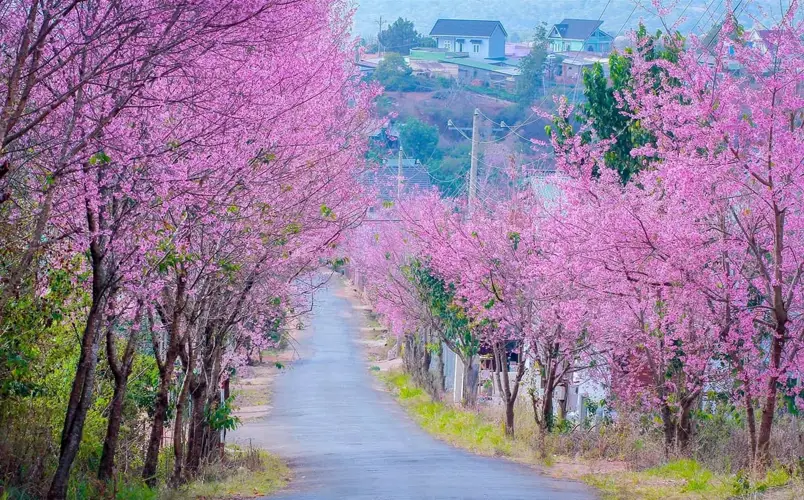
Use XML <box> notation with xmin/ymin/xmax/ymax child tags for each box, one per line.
<box><xmin>400</xmin><ymin>118</ymin><xmax>439</xmax><ymax>162</ymax></box>
<box><xmin>515</xmin><ymin>22</ymin><xmax>549</xmax><ymax>105</ymax></box>
<box><xmin>379</xmin><ymin>17</ymin><xmax>422</xmax><ymax>55</ymax></box>
<box><xmin>580</xmin><ymin>25</ymin><xmax>681</xmax><ymax>184</ymax></box>
<box><xmin>373</xmin><ymin>53</ymin><xmax>417</xmax><ymax>91</ymax></box>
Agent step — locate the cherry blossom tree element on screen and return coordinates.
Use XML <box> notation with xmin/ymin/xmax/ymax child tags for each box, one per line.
<box><xmin>545</xmin><ymin>3</ymin><xmax>803</xmax><ymax>461</ymax></box>
<box><xmin>0</xmin><ymin>0</ymin><xmax>377</xmax><ymax>496</ymax></box>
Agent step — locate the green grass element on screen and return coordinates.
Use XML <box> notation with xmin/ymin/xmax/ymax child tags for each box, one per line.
<box><xmin>383</xmin><ymin>371</ymin><xmax>799</xmax><ymax>500</ymax></box>
<box><xmin>382</xmin><ymin>371</ymin><xmax>531</xmax><ymax>459</ymax></box>
<box><xmin>382</xmin><ymin>371</ymin><xmax>798</xmax><ymax>499</ymax></box>
<box><xmin>163</xmin><ymin>450</ymin><xmax>289</xmax><ymax>500</ymax></box>
<box><xmin>583</xmin><ymin>459</ymin><xmax>795</xmax><ymax>499</ymax></box>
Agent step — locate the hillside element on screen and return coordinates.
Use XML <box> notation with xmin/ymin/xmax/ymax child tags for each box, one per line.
<box><xmin>352</xmin><ymin>0</ymin><xmax>789</xmax><ymax>41</ymax></box>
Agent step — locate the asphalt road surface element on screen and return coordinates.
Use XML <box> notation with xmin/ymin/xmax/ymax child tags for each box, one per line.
<box><xmin>230</xmin><ymin>275</ymin><xmax>594</xmax><ymax>500</ymax></box>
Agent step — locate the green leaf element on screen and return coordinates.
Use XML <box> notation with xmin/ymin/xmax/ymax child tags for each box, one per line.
<box><xmin>89</xmin><ymin>151</ymin><xmax>111</xmax><ymax>165</ymax></box>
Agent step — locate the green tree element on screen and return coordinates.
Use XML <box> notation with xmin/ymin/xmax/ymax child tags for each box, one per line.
<box><xmin>399</xmin><ymin>118</ymin><xmax>439</xmax><ymax>162</ymax></box>
<box><xmin>419</xmin><ymin>37</ymin><xmax>437</xmax><ymax>48</ymax></box>
<box><xmin>428</xmin><ymin>144</ymin><xmax>470</xmax><ymax>197</ymax></box>
<box><xmin>373</xmin><ymin>53</ymin><xmax>417</xmax><ymax>91</ymax></box>
<box><xmin>515</xmin><ymin>22</ymin><xmax>549</xmax><ymax>105</ymax></box>
<box><xmin>405</xmin><ymin>260</ymin><xmax>480</xmax><ymax>406</ymax></box>
<box><xmin>379</xmin><ymin>17</ymin><xmax>422</xmax><ymax>55</ymax></box>
<box><xmin>579</xmin><ymin>24</ymin><xmax>682</xmax><ymax>183</ymax></box>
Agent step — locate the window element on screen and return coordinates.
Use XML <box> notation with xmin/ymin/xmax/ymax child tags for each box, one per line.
<box><xmin>458</xmin><ymin>43</ymin><xmax>463</xmax><ymax>52</ymax></box>
<box><xmin>444</xmin><ymin>40</ymin><xmax>451</xmax><ymax>51</ymax></box>
<box><xmin>473</xmin><ymin>44</ymin><xmax>479</xmax><ymax>53</ymax></box>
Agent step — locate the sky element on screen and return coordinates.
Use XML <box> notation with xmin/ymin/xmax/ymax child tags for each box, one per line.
<box><xmin>351</xmin><ymin>0</ymin><xmax>794</xmax><ymax>41</ymax></box>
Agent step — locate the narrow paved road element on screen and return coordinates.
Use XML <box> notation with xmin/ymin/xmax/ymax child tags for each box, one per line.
<box><xmin>230</xmin><ymin>276</ymin><xmax>594</xmax><ymax>500</ymax></box>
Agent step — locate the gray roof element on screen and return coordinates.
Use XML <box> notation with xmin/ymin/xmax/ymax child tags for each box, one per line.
<box><xmin>375</xmin><ymin>159</ymin><xmax>432</xmax><ymax>198</ymax></box>
<box><xmin>550</xmin><ymin>19</ymin><xmax>608</xmax><ymax>41</ymax></box>
<box><xmin>430</xmin><ymin>19</ymin><xmax>507</xmax><ymax>38</ymax></box>
<box><xmin>383</xmin><ymin>158</ymin><xmax>421</xmax><ymax>168</ymax></box>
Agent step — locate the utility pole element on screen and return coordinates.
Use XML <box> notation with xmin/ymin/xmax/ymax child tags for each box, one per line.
<box><xmin>376</xmin><ymin>16</ymin><xmax>384</xmax><ymax>57</ymax></box>
<box><xmin>397</xmin><ymin>146</ymin><xmax>403</xmax><ymax>199</ymax></box>
<box><xmin>469</xmin><ymin>108</ymin><xmax>480</xmax><ymax>214</ymax></box>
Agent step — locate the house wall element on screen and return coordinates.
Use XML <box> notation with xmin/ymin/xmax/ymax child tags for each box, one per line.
<box><xmin>409</xmin><ymin>59</ymin><xmax>460</xmax><ymax>79</ymax></box>
<box><xmin>457</xmin><ymin>65</ymin><xmax>493</xmax><ymax>84</ymax></box>
<box><xmin>443</xmin><ymin>343</ymin><xmax>456</xmax><ymax>392</ymax></box>
<box><xmin>550</xmin><ymin>39</ymin><xmax>585</xmax><ymax>52</ymax></box>
<box><xmin>585</xmin><ymin>30</ymin><xmax>613</xmax><ymax>53</ymax></box>
<box><xmin>555</xmin><ymin>61</ymin><xmax>588</xmax><ymax>84</ymax></box>
<box><xmin>550</xmin><ymin>33</ymin><xmax>612</xmax><ymax>53</ymax></box>
<box><xmin>488</xmin><ymin>26</ymin><xmax>506</xmax><ymax>58</ymax></box>
<box><xmin>435</xmin><ymin>36</ymin><xmax>491</xmax><ymax>59</ymax></box>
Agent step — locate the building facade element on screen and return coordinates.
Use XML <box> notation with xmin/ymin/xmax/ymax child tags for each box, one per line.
<box><xmin>429</xmin><ymin>19</ymin><xmax>507</xmax><ymax>60</ymax></box>
<box><xmin>548</xmin><ymin>18</ymin><xmax>613</xmax><ymax>53</ymax></box>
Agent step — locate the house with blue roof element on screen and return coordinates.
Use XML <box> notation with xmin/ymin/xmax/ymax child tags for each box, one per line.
<box><xmin>548</xmin><ymin>18</ymin><xmax>613</xmax><ymax>53</ymax></box>
<box><xmin>428</xmin><ymin>19</ymin><xmax>507</xmax><ymax>60</ymax></box>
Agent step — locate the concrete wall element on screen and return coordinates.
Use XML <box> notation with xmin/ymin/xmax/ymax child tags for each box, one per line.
<box><xmin>436</xmin><ymin>35</ymin><xmax>501</xmax><ymax>60</ymax></box>
<box><xmin>550</xmin><ymin>32</ymin><xmax>612</xmax><ymax>53</ymax></box>
<box><xmin>488</xmin><ymin>26</ymin><xmax>506</xmax><ymax>58</ymax></box>
<box><xmin>550</xmin><ymin>39</ymin><xmax>584</xmax><ymax>52</ymax></box>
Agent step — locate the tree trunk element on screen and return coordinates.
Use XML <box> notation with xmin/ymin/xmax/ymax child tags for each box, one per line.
<box><xmin>755</xmin><ymin>201</ymin><xmax>788</xmax><ymax>466</ymax></box>
<box><xmin>504</xmin><ymin>403</ymin><xmax>515</xmax><ymax>437</ymax></box>
<box><xmin>756</xmin><ymin>332</ymin><xmax>784</xmax><ymax>466</ymax></box>
<box><xmin>661</xmin><ymin>401</ymin><xmax>675</xmax><ymax>456</ymax></box>
<box><xmin>142</xmin><ymin>369</ymin><xmax>172</xmax><ymax>487</ymax></box>
<box><xmin>98</xmin><ymin>303</ymin><xmax>143</xmax><ymax>482</ymax></box>
<box><xmin>530</xmin><ymin>383</ymin><xmax>554</xmax><ymax>458</ymax></box>
<box><xmin>531</xmin><ymin>360</ymin><xmax>557</xmax><ymax>435</ymax></box>
<box><xmin>48</xmin><ymin>161</ymin><xmax>116</xmax><ymax>499</ymax></box>
<box><xmin>186</xmin><ymin>378</ymin><xmax>207</xmax><ymax>474</ymax></box>
<box><xmin>98</xmin><ymin>375</ymin><xmax>129</xmax><ymax>482</ymax></box>
<box><xmin>48</xmin><ymin>246</ymin><xmax>107</xmax><ymax>500</ymax></box>
<box><xmin>47</xmin><ymin>305</ymin><xmax>104</xmax><ymax>499</ymax></box>
<box><xmin>171</xmin><ymin>342</ymin><xmax>194</xmax><ymax>485</ymax></box>
<box><xmin>143</xmin><ymin>275</ymin><xmax>186</xmax><ymax>486</ymax></box>
<box><xmin>558</xmin><ymin>382</ymin><xmax>568</xmax><ymax>422</ymax></box>
<box><xmin>460</xmin><ymin>355</ymin><xmax>478</xmax><ymax>407</ymax></box>
<box><xmin>493</xmin><ymin>341</ymin><xmax>525</xmax><ymax>438</ymax></box>
<box><xmin>171</xmin><ymin>357</ymin><xmax>192</xmax><ymax>485</ymax></box>
<box><xmin>746</xmin><ymin>397</ymin><xmax>757</xmax><ymax>462</ymax></box>
<box><xmin>435</xmin><ymin>345</ymin><xmax>445</xmax><ymax>394</ymax></box>
<box><xmin>677</xmin><ymin>399</ymin><xmax>695</xmax><ymax>453</ymax></box>
<box><xmin>542</xmin><ymin>383</ymin><xmax>555</xmax><ymax>432</ymax></box>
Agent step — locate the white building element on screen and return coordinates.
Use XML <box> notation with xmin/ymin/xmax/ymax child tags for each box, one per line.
<box><xmin>428</xmin><ymin>19</ymin><xmax>507</xmax><ymax>60</ymax></box>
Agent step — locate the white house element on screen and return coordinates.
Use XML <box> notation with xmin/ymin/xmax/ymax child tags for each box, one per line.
<box><xmin>428</xmin><ymin>19</ymin><xmax>507</xmax><ymax>60</ymax></box>
<box><xmin>548</xmin><ymin>18</ymin><xmax>613</xmax><ymax>53</ymax></box>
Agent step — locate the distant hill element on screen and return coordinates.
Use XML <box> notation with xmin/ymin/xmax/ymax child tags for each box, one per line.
<box><xmin>352</xmin><ymin>0</ymin><xmax>790</xmax><ymax>42</ymax></box>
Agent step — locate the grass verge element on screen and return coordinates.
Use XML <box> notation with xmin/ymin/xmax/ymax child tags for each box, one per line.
<box><xmin>381</xmin><ymin>370</ymin><xmax>797</xmax><ymax>499</ymax></box>
<box><xmin>584</xmin><ymin>459</ymin><xmax>794</xmax><ymax>499</ymax></box>
<box><xmin>381</xmin><ymin>371</ymin><xmax>536</xmax><ymax>461</ymax></box>
<box><xmin>163</xmin><ymin>448</ymin><xmax>290</xmax><ymax>500</ymax></box>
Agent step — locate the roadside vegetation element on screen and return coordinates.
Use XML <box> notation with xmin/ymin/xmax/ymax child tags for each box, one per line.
<box><xmin>382</xmin><ymin>371</ymin><xmax>802</xmax><ymax>499</ymax></box>
<box><xmin>164</xmin><ymin>447</ymin><xmax>289</xmax><ymax>500</ymax></box>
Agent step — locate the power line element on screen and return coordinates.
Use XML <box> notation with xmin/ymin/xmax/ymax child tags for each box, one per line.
<box><xmin>690</xmin><ymin>0</ymin><xmax>722</xmax><ymax>33</ymax></box>
<box><xmin>614</xmin><ymin>1</ymin><xmax>641</xmax><ymax>40</ymax></box>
